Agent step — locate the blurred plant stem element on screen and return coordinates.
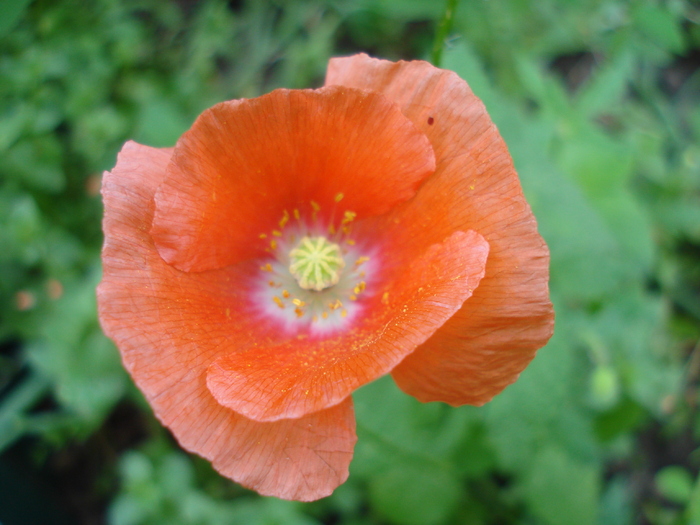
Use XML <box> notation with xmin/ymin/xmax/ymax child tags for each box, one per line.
<box><xmin>431</xmin><ymin>0</ymin><xmax>459</xmax><ymax>67</ymax></box>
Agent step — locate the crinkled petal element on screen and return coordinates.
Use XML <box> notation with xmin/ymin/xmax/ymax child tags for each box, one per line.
<box><xmin>97</xmin><ymin>141</ymin><xmax>356</xmax><ymax>500</ymax></box>
<box><xmin>206</xmin><ymin>230</ymin><xmax>489</xmax><ymax>422</ymax></box>
<box><xmin>151</xmin><ymin>86</ymin><xmax>436</xmax><ymax>272</ymax></box>
<box><xmin>327</xmin><ymin>54</ymin><xmax>554</xmax><ymax>405</ymax></box>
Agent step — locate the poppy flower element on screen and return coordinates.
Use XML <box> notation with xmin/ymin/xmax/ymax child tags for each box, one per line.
<box><xmin>97</xmin><ymin>53</ymin><xmax>554</xmax><ymax>501</ymax></box>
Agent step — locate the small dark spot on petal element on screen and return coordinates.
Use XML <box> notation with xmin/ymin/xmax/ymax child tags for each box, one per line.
<box><xmin>427</xmin><ymin>116</ymin><xmax>434</xmax><ymax>125</ymax></box>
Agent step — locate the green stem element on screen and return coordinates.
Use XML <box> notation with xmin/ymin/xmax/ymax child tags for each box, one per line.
<box><xmin>431</xmin><ymin>0</ymin><xmax>459</xmax><ymax>67</ymax></box>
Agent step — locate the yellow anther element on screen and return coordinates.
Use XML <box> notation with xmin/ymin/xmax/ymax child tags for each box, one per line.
<box><xmin>341</xmin><ymin>309</ymin><xmax>348</xmax><ymax>318</ymax></box>
<box><xmin>322</xmin><ymin>311</ymin><xmax>329</xmax><ymax>319</ymax></box>
<box><xmin>335</xmin><ymin>193</ymin><xmax>344</xmax><ymax>202</ymax></box>
<box><xmin>260</xmin><ymin>263</ymin><xmax>273</xmax><ymax>272</ymax></box>
<box><xmin>295</xmin><ymin>307</ymin><xmax>304</xmax><ymax>318</ymax></box>
<box><xmin>311</xmin><ymin>201</ymin><xmax>320</xmax><ymax>212</ymax></box>
<box><xmin>353</xmin><ymin>281</ymin><xmax>366</xmax><ymax>295</ymax></box>
<box><xmin>270</xmin><ymin>240</ymin><xmax>277</xmax><ymax>250</ymax></box>
<box><xmin>346</xmin><ymin>239</ymin><xmax>355</xmax><ymax>245</ymax></box>
<box><xmin>341</xmin><ymin>211</ymin><xmax>356</xmax><ymax>225</ymax></box>
<box><xmin>349</xmin><ymin>294</ymin><xmax>357</xmax><ymax>301</ymax></box>
<box><xmin>382</xmin><ymin>292</ymin><xmax>389</xmax><ymax>305</ymax></box>
<box><xmin>293</xmin><ymin>209</ymin><xmax>300</xmax><ymax>220</ymax></box>
<box><xmin>272</xmin><ymin>230</ymin><xmax>282</xmax><ymax>237</ymax></box>
<box><xmin>279</xmin><ymin>210</ymin><xmax>290</xmax><ymax>228</ymax></box>
<box><xmin>273</xmin><ymin>296</ymin><xmax>285</xmax><ymax>309</ymax></box>
<box><xmin>355</xmin><ymin>256</ymin><xmax>370</xmax><ymax>267</ymax></box>
<box><xmin>292</xmin><ymin>298</ymin><xmax>305</xmax><ymax>307</ymax></box>
<box><xmin>282</xmin><ymin>290</ymin><xmax>290</xmax><ymax>298</ymax></box>
<box><xmin>259</xmin><ymin>233</ymin><xmax>267</xmax><ymax>239</ymax></box>
<box><xmin>329</xmin><ymin>223</ymin><xmax>336</xmax><ymax>235</ymax></box>
<box><xmin>268</xmin><ymin>280</ymin><xmax>276</xmax><ymax>287</ymax></box>
<box><xmin>329</xmin><ymin>299</ymin><xmax>343</xmax><ymax>310</ymax></box>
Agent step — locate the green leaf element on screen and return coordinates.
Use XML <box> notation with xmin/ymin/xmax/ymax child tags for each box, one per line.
<box><xmin>26</xmin><ymin>270</ymin><xmax>126</xmax><ymax>425</ymax></box>
<box><xmin>575</xmin><ymin>52</ymin><xmax>635</xmax><ymax>117</ymax></box>
<box><xmin>555</xmin><ymin>124</ymin><xmax>655</xmax><ymax>271</ymax></box>
<box><xmin>0</xmin><ymin>0</ymin><xmax>33</xmax><ymax>36</ymax></box>
<box><xmin>656</xmin><ymin>466</ymin><xmax>694</xmax><ymax>504</ymax></box>
<box><xmin>514</xmin><ymin>55</ymin><xmax>570</xmax><ymax>116</ymax></box>
<box><xmin>503</xmin><ymin>118</ymin><xmax>629</xmax><ymax>302</ymax></box>
<box><xmin>2</xmin><ymin>136</ymin><xmax>65</xmax><ymax>193</ymax></box>
<box><xmin>0</xmin><ymin>191</ymin><xmax>43</xmax><ymax>265</ymax></box>
<box><xmin>486</xmin><ymin>324</ymin><xmax>598</xmax><ymax>472</ymax></box>
<box><xmin>368</xmin><ymin>460</ymin><xmax>461</xmax><ymax>525</ymax></box>
<box><xmin>687</xmin><ymin>472</ymin><xmax>700</xmax><ymax>524</ymax></box>
<box><xmin>632</xmin><ymin>4</ymin><xmax>685</xmax><ymax>53</ymax></box>
<box><xmin>557</xmin><ymin>125</ymin><xmax>634</xmax><ymax>195</ymax></box>
<box><xmin>522</xmin><ymin>446</ymin><xmax>600</xmax><ymax>525</ymax></box>
<box><xmin>354</xmin><ymin>376</ymin><xmax>473</xmax><ymax>469</ymax></box>
<box><xmin>599</xmin><ymin>475</ymin><xmax>634</xmax><ymax>525</ymax></box>
<box><xmin>0</xmin><ymin>373</ymin><xmax>49</xmax><ymax>452</ymax></box>
<box><xmin>352</xmin><ymin>377</ymin><xmax>473</xmax><ymax>524</ymax></box>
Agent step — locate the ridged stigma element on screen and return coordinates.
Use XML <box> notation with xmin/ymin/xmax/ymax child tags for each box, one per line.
<box><xmin>288</xmin><ymin>236</ymin><xmax>345</xmax><ymax>291</ymax></box>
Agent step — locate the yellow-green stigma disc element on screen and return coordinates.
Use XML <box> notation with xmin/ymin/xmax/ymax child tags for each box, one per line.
<box><xmin>289</xmin><ymin>236</ymin><xmax>345</xmax><ymax>291</ymax></box>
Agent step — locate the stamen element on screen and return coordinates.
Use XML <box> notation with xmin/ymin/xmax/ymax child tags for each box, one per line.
<box><xmin>335</xmin><ymin>193</ymin><xmax>344</xmax><ymax>202</ymax></box>
<box><xmin>257</xmin><ymin>208</ymin><xmax>374</xmax><ymax>330</ymax></box>
<box><xmin>341</xmin><ymin>211</ymin><xmax>356</xmax><ymax>225</ymax></box>
<box><xmin>279</xmin><ymin>210</ymin><xmax>290</xmax><ymax>228</ymax></box>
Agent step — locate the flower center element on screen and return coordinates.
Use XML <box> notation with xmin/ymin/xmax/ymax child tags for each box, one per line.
<box><xmin>254</xmin><ymin>202</ymin><xmax>376</xmax><ymax>334</ymax></box>
<box><xmin>288</xmin><ymin>236</ymin><xmax>345</xmax><ymax>291</ymax></box>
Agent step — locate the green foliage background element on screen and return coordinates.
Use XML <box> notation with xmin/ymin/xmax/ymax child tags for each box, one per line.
<box><xmin>0</xmin><ymin>0</ymin><xmax>699</xmax><ymax>523</ymax></box>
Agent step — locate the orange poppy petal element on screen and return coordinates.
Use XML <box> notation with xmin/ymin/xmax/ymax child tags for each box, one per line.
<box><xmin>151</xmin><ymin>86</ymin><xmax>436</xmax><ymax>273</ymax></box>
<box><xmin>327</xmin><ymin>54</ymin><xmax>554</xmax><ymax>405</ymax></box>
<box><xmin>156</xmin><ymin>385</ymin><xmax>356</xmax><ymax>502</ymax></box>
<box><xmin>98</xmin><ymin>142</ymin><xmax>355</xmax><ymax>500</ymax></box>
<box><xmin>391</xmin><ymin>197</ymin><xmax>553</xmax><ymax>405</ymax></box>
<box><xmin>206</xmin><ymin>229</ymin><xmax>489</xmax><ymax>422</ymax></box>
